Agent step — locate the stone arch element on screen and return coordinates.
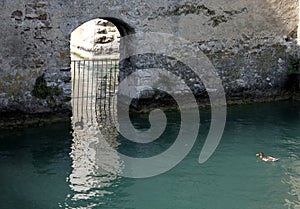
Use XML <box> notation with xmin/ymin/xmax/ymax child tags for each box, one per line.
<box><xmin>101</xmin><ymin>17</ymin><xmax>134</xmax><ymax>37</ymax></box>
<box><xmin>70</xmin><ymin>16</ymin><xmax>134</xmax><ymax>38</ymax></box>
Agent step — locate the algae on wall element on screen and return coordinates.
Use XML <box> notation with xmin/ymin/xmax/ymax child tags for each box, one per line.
<box><xmin>32</xmin><ymin>74</ymin><xmax>62</xmax><ymax>99</ymax></box>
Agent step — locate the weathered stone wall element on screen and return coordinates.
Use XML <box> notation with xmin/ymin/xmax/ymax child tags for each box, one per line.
<box><xmin>0</xmin><ymin>0</ymin><xmax>299</xmax><ymax>114</ymax></box>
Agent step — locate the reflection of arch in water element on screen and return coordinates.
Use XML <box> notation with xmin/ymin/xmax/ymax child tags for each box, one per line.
<box><xmin>66</xmin><ymin>18</ymin><xmax>131</xmax><ymax>208</ymax></box>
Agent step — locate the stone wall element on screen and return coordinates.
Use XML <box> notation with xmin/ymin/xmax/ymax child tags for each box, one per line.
<box><xmin>0</xmin><ymin>0</ymin><xmax>299</xmax><ymax>114</ymax></box>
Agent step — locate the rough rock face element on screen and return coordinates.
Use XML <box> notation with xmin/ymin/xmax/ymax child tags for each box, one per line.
<box><xmin>0</xmin><ymin>0</ymin><xmax>299</xmax><ymax>114</ymax></box>
<box><xmin>71</xmin><ymin>19</ymin><xmax>120</xmax><ymax>59</ymax></box>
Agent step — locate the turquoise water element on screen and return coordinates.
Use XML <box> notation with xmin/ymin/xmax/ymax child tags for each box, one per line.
<box><xmin>1</xmin><ymin>101</ymin><xmax>300</xmax><ymax>209</ymax></box>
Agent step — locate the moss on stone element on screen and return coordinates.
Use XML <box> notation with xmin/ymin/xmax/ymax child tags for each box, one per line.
<box><xmin>62</xmin><ymin>96</ymin><xmax>72</xmax><ymax>102</ymax></box>
<box><xmin>32</xmin><ymin>74</ymin><xmax>49</xmax><ymax>99</ymax></box>
<box><xmin>288</xmin><ymin>56</ymin><xmax>300</xmax><ymax>75</ymax></box>
<box><xmin>32</xmin><ymin>74</ymin><xmax>62</xmax><ymax>99</ymax></box>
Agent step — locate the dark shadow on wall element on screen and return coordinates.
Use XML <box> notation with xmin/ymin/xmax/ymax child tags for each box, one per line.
<box><xmin>103</xmin><ymin>17</ymin><xmax>135</xmax><ymax>36</ymax></box>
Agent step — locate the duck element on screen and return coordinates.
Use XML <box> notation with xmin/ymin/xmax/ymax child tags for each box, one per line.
<box><xmin>256</xmin><ymin>152</ymin><xmax>279</xmax><ymax>162</ymax></box>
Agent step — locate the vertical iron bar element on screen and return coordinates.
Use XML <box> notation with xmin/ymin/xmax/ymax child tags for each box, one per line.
<box><xmin>77</xmin><ymin>61</ymin><xmax>80</xmax><ymax>119</ymax></box>
<box><xmin>101</xmin><ymin>59</ymin><xmax>104</xmax><ymax>98</ymax></box>
<box><xmin>81</xmin><ymin>60</ymin><xmax>85</xmax><ymax>118</ymax></box>
<box><xmin>113</xmin><ymin>59</ymin><xmax>117</xmax><ymax>94</ymax></box>
<box><xmin>95</xmin><ymin>60</ymin><xmax>99</xmax><ymax>101</ymax></box>
<box><xmin>72</xmin><ymin>61</ymin><xmax>76</xmax><ymax>109</ymax></box>
<box><xmin>96</xmin><ymin>60</ymin><xmax>100</xmax><ymax>118</ymax></box>
<box><xmin>108</xmin><ymin>59</ymin><xmax>113</xmax><ymax>110</ymax></box>
<box><xmin>91</xmin><ymin>60</ymin><xmax>95</xmax><ymax>123</ymax></box>
<box><xmin>86</xmin><ymin>60</ymin><xmax>90</xmax><ymax>121</ymax></box>
<box><xmin>109</xmin><ymin>59</ymin><xmax>113</xmax><ymax>96</ymax></box>
<box><xmin>104</xmin><ymin>59</ymin><xmax>108</xmax><ymax>112</ymax></box>
<box><xmin>85</xmin><ymin>60</ymin><xmax>88</xmax><ymax>119</ymax></box>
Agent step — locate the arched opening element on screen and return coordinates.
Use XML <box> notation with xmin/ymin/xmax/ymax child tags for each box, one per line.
<box><xmin>70</xmin><ymin>17</ymin><xmax>134</xmax><ymax>60</ymax></box>
<box><xmin>70</xmin><ymin>18</ymin><xmax>121</xmax><ymax>60</ymax></box>
<box><xmin>70</xmin><ymin>18</ymin><xmax>133</xmax><ymax>125</ymax></box>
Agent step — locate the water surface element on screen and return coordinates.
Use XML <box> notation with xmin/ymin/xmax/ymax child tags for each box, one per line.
<box><xmin>1</xmin><ymin>101</ymin><xmax>300</xmax><ymax>209</ymax></box>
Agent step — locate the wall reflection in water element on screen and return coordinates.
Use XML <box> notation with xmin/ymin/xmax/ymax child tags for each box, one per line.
<box><xmin>66</xmin><ymin>60</ymin><xmax>123</xmax><ymax>208</ymax></box>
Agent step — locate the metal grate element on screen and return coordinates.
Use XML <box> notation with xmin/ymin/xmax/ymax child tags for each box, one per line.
<box><xmin>71</xmin><ymin>59</ymin><xmax>119</xmax><ymax>125</ymax></box>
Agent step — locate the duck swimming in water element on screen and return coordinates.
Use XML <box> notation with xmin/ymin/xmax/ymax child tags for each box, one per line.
<box><xmin>256</xmin><ymin>152</ymin><xmax>279</xmax><ymax>162</ymax></box>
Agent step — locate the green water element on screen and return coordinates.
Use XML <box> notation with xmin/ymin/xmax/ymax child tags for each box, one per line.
<box><xmin>1</xmin><ymin>101</ymin><xmax>300</xmax><ymax>209</ymax></box>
